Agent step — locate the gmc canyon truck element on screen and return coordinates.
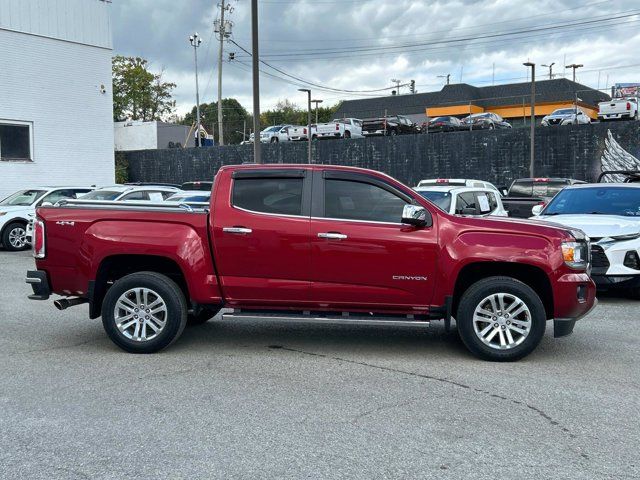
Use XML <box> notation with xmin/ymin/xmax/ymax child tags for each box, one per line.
<box><xmin>26</xmin><ymin>165</ymin><xmax>596</xmax><ymax>361</ymax></box>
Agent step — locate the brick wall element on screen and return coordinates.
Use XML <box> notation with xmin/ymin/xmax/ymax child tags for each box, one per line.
<box><xmin>123</xmin><ymin>121</ymin><xmax>640</xmax><ymax>187</ymax></box>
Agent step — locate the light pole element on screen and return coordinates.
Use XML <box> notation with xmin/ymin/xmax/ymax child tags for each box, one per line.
<box><xmin>298</xmin><ymin>89</ymin><xmax>312</xmax><ymax>164</ymax></box>
<box><xmin>437</xmin><ymin>74</ymin><xmax>451</xmax><ymax>85</ymax></box>
<box><xmin>189</xmin><ymin>33</ymin><xmax>202</xmax><ymax>147</ymax></box>
<box><xmin>541</xmin><ymin>62</ymin><xmax>555</xmax><ymax>80</ymax></box>
<box><xmin>565</xmin><ymin>63</ymin><xmax>583</xmax><ymax>82</ymax></box>
<box><xmin>390</xmin><ymin>78</ymin><xmax>402</xmax><ymax>94</ymax></box>
<box><xmin>251</xmin><ymin>0</ymin><xmax>261</xmax><ymax>163</ymax></box>
<box><xmin>311</xmin><ymin>99</ymin><xmax>323</xmax><ymax>124</ymax></box>
<box><xmin>523</xmin><ymin>62</ymin><xmax>536</xmax><ymax>177</ymax></box>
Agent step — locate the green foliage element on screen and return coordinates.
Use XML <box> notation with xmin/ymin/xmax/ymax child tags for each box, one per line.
<box><xmin>112</xmin><ymin>55</ymin><xmax>177</xmax><ymax>122</ymax></box>
<box><xmin>115</xmin><ymin>154</ymin><xmax>128</xmax><ymax>184</ymax></box>
<box><xmin>260</xmin><ymin>100</ymin><xmax>341</xmax><ymax>127</ymax></box>
<box><xmin>182</xmin><ymin>98</ymin><xmax>251</xmax><ymax>145</ymax></box>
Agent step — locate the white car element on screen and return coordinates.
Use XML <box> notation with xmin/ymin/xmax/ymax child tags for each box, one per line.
<box><xmin>79</xmin><ymin>185</ymin><xmax>181</xmax><ymax>202</ymax></box>
<box><xmin>256</xmin><ymin>125</ymin><xmax>293</xmax><ymax>143</ymax></box>
<box><xmin>541</xmin><ymin>107</ymin><xmax>591</xmax><ymax>126</ymax></box>
<box><xmin>414</xmin><ymin>186</ymin><xmax>508</xmax><ymax>217</ymax></box>
<box><xmin>532</xmin><ymin>184</ymin><xmax>640</xmax><ymax>297</ymax></box>
<box><xmin>0</xmin><ymin>186</ymin><xmax>94</xmax><ymax>251</ymax></box>
<box><xmin>598</xmin><ymin>97</ymin><xmax>639</xmax><ymax>121</ymax></box>
<box><xmin>416</xmin><ymin>178</ymin><xmax>502</xmax><ymax>195</ymax></box>
<box><xmin>313</xmin><ymin>118</ymin><xmax>363</xmax><ymax>140</ymax></box>
<box><xmin>287</xmin><ymin>125</ymin><xmax>312</xmax><ymax>141</ymax></box>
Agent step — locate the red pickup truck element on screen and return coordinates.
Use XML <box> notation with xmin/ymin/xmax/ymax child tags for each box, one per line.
<box><xmin>26</xmin><ymin>164</ymin><xmax>597</xmax><ymax>361</ymax></box>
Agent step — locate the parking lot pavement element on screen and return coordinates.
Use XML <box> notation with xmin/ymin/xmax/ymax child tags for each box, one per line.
<box><xmin>0</xmin><ymin>250</ymin><xmax>638</xmax><ymax>479</ymax></box>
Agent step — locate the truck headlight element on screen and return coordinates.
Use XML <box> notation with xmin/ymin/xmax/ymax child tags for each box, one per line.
<box><xmin>562</xmin><ymin>241</ymin><xmax>588</xmax><ymax>269</ymax></box>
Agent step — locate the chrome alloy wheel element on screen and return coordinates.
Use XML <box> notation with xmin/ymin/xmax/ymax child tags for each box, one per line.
<box><xmin>114</xmin><ymin>288</ymin><xmax>167</xmax><ymax>342</ymax></box>
<box><xmin>8</xmin><ymin>226</ymin><xmax>27</xmax><ymax>249</ymax></box>
<box><xmin>472</xmin><ymin>293</ymin><xmax>532</xmax><ymax>350</ymax></box>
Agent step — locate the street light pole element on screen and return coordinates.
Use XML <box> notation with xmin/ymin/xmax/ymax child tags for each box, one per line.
<box><xmin>189</xmin><ymin>33</ymin><xmax>202</xmax><ymax>147</ymax></box>
<box><xmin>311</xmin><ymin>99</ymin><xmax>323</xmax><ymax>125</ymax></box>
<box><xmin>299</xmin><ymin>89</ymin><xmax>312</xmax><ymax>164</ymax></box>
<box><xmin>251</xmin><ymin>0</ymin><xmax>261</xmax><ymax>163</ymax></box>
<box><xmin>541</xmin><ymin>62</ymin><xmax>555</xmax><ymax>80</ymax></box>
<box><xmin>523</xmin><ymin>62</ymin><xmax>536</xmax><ymax>177</ymax></box>
<box><xmin>565</xmin><ymin>63</ymin><xmax>583</xmax><ymax>82</ymax></box>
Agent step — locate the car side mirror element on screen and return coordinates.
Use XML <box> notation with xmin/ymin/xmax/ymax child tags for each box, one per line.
<box><xmin>531</xmin><ymin>204</ymin><xmax>544</xmax><ymax>216</ymax></box>
<box><xmin>401</xmin><ymin>204</ymin><xmax>430</xmax><ymax>227</ymax></box>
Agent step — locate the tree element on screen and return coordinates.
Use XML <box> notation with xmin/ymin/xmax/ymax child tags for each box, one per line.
<box><xmin>183</xmin><ymin>98</ymin><xmax>251</xmax><ymax>145</ymax></box>
<box><xmin>260</xmin><ymin>99</ymin><xmax>341</xmax><ymax>127</ymax></box>
<box><xmin>112</xmin><ymin>55</ymin><xmax>176</xmax><ymax>121</ymax></box>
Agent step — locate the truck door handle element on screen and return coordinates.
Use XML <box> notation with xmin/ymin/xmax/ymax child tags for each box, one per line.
<box><xmin>223</xmin><ymin>227</ymin><xmax>252</xmax><ymax>235</ymax></box>
<box><xmin>318</xmin><ymin>232</ymin><xmax>347</xmax><ymax>240</ymax></box>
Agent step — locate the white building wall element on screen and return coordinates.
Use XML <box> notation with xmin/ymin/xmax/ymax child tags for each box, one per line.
<box><xmin>0</xmin><ymin>0</ymin><xmax>114</xmax><ymax>199</ymax></box>
<box><xmin>114</xmin><ymin>121</ymin><xmax>159</xmax><ymax>151</ymax></box>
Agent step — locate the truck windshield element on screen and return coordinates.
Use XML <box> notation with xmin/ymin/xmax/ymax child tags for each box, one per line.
<box><xmin>0</xmin><ymin>189</ymin><xmax>47</xmax><ymax>206</ymax></box>
<box><xmin>416</xmin><ymin>191</ymin><xmax>452</xmax><ymax>211</ymax></box>
<box><xmin>543</xmin><ymin>187</ymin><xmax>640</xmax><ymax>216</ymax></box>
<box><xmin>81</xmin><ymin>190</ymin><xmax>122</xmax><ymax>201</ymax></box>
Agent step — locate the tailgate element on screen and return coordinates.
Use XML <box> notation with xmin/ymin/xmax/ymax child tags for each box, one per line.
<box><xmin>600</xmin><ymin>102</ymin><xmax>627</xmax><ymax>114</ymax></box>
<box><xmin>317</xmin><ymin>123</ymin><xmax>339</xmax><ymax>134</ymax></box>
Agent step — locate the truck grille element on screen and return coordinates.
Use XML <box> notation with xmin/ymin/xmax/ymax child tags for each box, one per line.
<box><xmin>591</xmin><ymin>245</ymin><xmax>610</xmax><ymax>269</ymax></box>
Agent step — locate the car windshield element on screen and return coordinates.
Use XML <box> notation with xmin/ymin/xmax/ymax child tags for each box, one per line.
<box><xmin>543</xmin><ymin>187</ymin><xmax>640</xmax><ymax>216</ymax></box>
<box><xmin>0</xmin><ymin>189</ymin><xmax>47</xmax><ymax>206</ymax></box>
<box><xmin>80</xmin><ymin>190</ymin><xmax>122</xmax><ymax>201</ymax></box>
<box><xmin>416</xmin><ymin>191</ymin><xmax>452</xmax><ymax>211</ymax></box>
<box><xmin>431</xmin><ymin>117</ymin><xmax>448</xmax><ymax>122</ymax></box>
<box><xmin>264</xmin><ymin>126</ymin><xmax>280</xmax><ymax>132</ymax></box>
<box><xmin>552</xmin><ymin>109</ymin><xmax>574</xmax><ymax>115</ymax></box>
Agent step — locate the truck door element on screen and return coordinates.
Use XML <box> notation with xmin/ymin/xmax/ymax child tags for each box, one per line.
<box><xmin>212</xmin><ymin>169</ymin><xmax>312</xmax><ymax>307</ymax></box>
<box><xmin>309</xmin><ymin>170</ymin><xmax>438</xmax><ymax>312</ymax></box>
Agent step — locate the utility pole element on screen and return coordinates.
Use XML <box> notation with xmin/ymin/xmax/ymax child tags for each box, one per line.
<box><xmin>523</xmin><ymin>62</ymin><xmax>536</xmax><ymax>177</ymax></box>
<box><xmin>541</xmin><ymin>62</ymin><xmax>555</xmax><ymax>80</ymax></box>
<box><xmin>251</xmin><ymin>0</ymin><xmax>261</xmax><ymax>163</ymax></box>
<box><xmin>437</xmin><ymin>74</ymin><xmax>450</xmax><ymax>85</ymax></box>
<box><xmin>299</xmin><ymin>89</ymin><xmax>312</xmax><ymax>163</ymax></box>
<box><xmin>311</xmin><ymin>99</ymin><xmax>323</xmax><ymax>124</ymax></box>
<box><xmin>565</xmin><ymin>63</ymin><xmax>583</xmax><ymax>82</ymax></box>
<box><xmin>215</xmin><ymin>0</ymin><xmax>233</xmax><ymax>146</ymax></box>
<box><xmin>390</xmin><ymin>78</ymin><xmax>402</xmax><ymax>95</ymax></box>
<box><xmin>189</xmin><ymin>33</ymin><xmax>202</xmax><ymax>147</ymax></box>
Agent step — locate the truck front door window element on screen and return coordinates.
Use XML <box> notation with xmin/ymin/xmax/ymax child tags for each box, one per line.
<box><xmin>324</xmin><ymin>179</ymin><xmax>407</xmax><ymax>223</ymax></box>
<box><xmin>233</xmin><ymin>178</ymin><xmax>303</xmax><ymax>216</ymax></box>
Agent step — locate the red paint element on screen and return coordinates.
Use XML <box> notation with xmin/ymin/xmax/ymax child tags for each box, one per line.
<box><xmin>34</xmin><ymin>164</ymin><xmax>595</xmax><ymax>323</ymax></box>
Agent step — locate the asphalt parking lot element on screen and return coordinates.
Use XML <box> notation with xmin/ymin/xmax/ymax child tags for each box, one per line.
<box><xmin>1</xmin><ymin>249</ymin><xmax>639</xmax><ymax>479</ymax></box>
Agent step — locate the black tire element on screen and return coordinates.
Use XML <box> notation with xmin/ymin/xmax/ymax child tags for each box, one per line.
<box><xmin>312</xmin><ymin>135</ymin><xmax>318</xmax><ymax>141</ymax></box>
<box><xmin>488</xmin><ymin>123</ymin><xmax>495</xmax><ymax>130</ymax></box>
<box><xmin>389</xmin><ymin>129</ymin><xmax>397</xmax><ymax>136</ymax></box>
<box><xmin>344</xmin><ymin>130</ymin><xmax>351</xmax><ymax>139</ymax></box>
<box><xmin>101</xmin><ymin>271</ymin><xmax>188</xmax><ymax>353</ymax></box>
<box><xmin>456</xmin><ymin>276</ymin><xmax>546</xmax><ymax>361</ymax></box>
<box><xmin>2</xmin><ymin>222</ymin><xmax>29</xmax><ymax>251</ymax></box>
<box><xmin>270</xmin><ymin>137</ymin><xmax>278</xmax><ymax>143</ymax></box>
<box><xmin>627</xmin><ymin>287</ymin><xmax>640</xmax><ymax>300</ymax></box>
<box><xmin>188</xmin><ymin>307</ymin><xmax>221</xmax><ymax>326</ymax></box>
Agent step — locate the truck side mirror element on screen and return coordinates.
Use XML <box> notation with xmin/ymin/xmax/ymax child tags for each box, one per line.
<box><xmin>401</xmin><ymin>205</ymin><xmax>431</xmax><ymax>227</ymax></box>
<box><xmin>531</xmin><ymin>204</ymin><xmax>544</xmax><ymax>216</ymax></box>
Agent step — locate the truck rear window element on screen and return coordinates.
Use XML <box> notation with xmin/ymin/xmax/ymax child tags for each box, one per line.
<box><xmin>232</xmin><ymin>178</ymin><xmax>303</xmax><ymax>216</ymax></box>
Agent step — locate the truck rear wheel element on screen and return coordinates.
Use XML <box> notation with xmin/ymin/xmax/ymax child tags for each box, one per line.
<box><xmin>456</xmin><ymin>276</ymin><xmax>546</xmax><ymax>361</ymax></box>
<box><xmin>101</xmin><ymin>272</ymin><xmax>187</xmax><ymax>353</ymax></box>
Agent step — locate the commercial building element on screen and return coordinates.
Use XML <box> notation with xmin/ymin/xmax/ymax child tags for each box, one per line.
<box><xmin>114</xmin><ymin>121</ymin><xmax>196</xmax><ymax>151</ymax></box>
<box><xmin>0</xmin><ymin>0</ymin><xmax>114</xmax><ymax>199</ymax></box>
<box><xmin>334</xmin><ymin>78</ymin><xmax>610</xmax><ymax>126</ymax></box>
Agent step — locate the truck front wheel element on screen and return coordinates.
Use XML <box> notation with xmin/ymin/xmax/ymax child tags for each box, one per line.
<box><xmin>456</xmin><ymin>277</ymin><xmax>546</xmax><ymax>361</ymax></box>
<box><xmin>101</xmin><ymin>272</ymin><xmax>188</xmax><ymax>353</ymax></box>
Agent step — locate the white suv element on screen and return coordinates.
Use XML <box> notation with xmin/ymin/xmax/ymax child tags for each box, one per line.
<box><xmin>532</xmin><ymin>184</ymin><xmax>640</xmax><ymax>298</ymax></box>
<box><xmin>416</xmin><ymin>178</ymin><xmax>502</xmax><ymax>195</ymax></box>
<box><xmin>79</xmin><ymin>185</ymin><xmax>181</xmax><ymax>202</ymax></box>
<box><xmin>0</xmin><ymin>187</ymin><xmax>94</xmax><ymax>251</ymax></box>
<box><xmin>414</xmin><ymin>186</ymin><xmax>508</xmax><ymax>217</ymax></box>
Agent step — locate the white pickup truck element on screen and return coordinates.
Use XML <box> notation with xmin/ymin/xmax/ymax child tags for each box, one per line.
<box><xmin>598</xmin><ymin>97</ymin><xmax>639</xmax><ymax>121</ymax></box>
<box><xmin>312</xmin><ymin>118</ymin><xmax>363</xmax><ymax>140</ymax></box>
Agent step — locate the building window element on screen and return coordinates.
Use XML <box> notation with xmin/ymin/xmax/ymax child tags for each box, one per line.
<box><xmin>0</xmin><ymin>121</ymin><xmax>33</xmax><ymax>162</ymax></box>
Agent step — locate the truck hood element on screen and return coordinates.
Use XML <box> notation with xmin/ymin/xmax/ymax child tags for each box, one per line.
<box><xmin>543</xmin><ymin>114</ymin><xmax>573</xmax><ymax>120</ymax></box>
<box><xmin>454</xmin><ymin>214</ymin><xmax>580</xmax><ymax>240</ymax></box>
<box><xmin>536</xmin><ymin>214</ymin><xmax>640</xmax><ymax>239</ymax></box>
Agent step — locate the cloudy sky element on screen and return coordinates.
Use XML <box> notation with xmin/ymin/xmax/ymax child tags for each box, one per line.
<box><xmin>111</xmin><ymin>0</ymin><xmax>640</xmax><ymax>116</ymax></box>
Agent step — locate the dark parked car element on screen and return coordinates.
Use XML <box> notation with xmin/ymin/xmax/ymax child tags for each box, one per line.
<box><xmin>361</xmin><ymin>115</ymin><xmax>420</xmax><ymax>136</ymax></box>
<box><xmin>421</xmin><ymin>116</ymin><xmax>462</xmax><ymax>133</ymax></box>
<box><xmin>461</xmin><ymin>112</ymin><xmax>512</xmax><ymax>130</ymax></box>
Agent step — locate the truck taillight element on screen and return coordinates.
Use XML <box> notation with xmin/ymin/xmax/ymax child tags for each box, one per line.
<box><xmin>627</xmin><ymin>102</ymin><xmax>631</xmax><ymax>110</ymax></box>
<box><xmin>33</xmin><ymin>219</ymin><xmax>46</xmax><ymax>259</ymax></box>
<box><xmin>335</xmin><ymin>123</ymin><xmax>339</xmax><ymax>131</ymax></box>
<box><xmin>303</xmin><ymin>128</ymin><xmax>307</xmax><ymax>134</ymax></box>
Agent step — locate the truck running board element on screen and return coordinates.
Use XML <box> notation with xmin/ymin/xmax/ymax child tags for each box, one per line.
<box><xmin>222</xmin><ymin>310</ymin><xmax>430</xmax><ymax>328</ymax></box>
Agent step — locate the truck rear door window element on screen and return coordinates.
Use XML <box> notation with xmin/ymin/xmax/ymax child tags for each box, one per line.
<box><xmin>233</xmin><ymin>178</ymin><xmax>303</xmax><ymax>216</ymax></box>
<box><xmin>510</xmin><ymin>180</ymin><xmax>533</xmax><ymax>197</ymax></box>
